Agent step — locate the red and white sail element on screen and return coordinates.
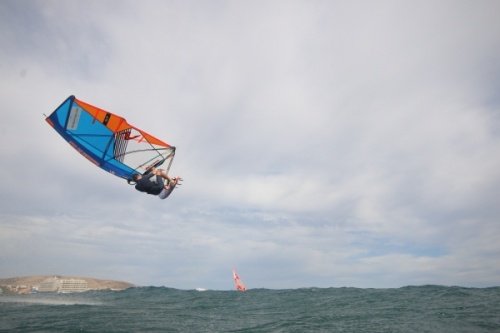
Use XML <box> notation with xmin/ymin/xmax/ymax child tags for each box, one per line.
<box><xmin>232</xmin><ymin>269</ymin><xmax>246</xmax><ymax>291</ymax></box>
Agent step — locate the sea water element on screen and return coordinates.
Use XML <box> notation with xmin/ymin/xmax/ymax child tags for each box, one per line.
<box><xmin>1</xmin><ymin>285</ymin><xmax>499</xmax><ymax>332</ymax></box>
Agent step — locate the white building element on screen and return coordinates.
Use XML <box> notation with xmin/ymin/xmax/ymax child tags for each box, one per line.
<box><xmin>38</xmin><ymin>277</ymin><xmax>88</xmax><ymax>293</ymax></box>
<box><xmin>60</xmin><ymin>279</ymin><xmax>88</xmax><ymax>292</ymax></box>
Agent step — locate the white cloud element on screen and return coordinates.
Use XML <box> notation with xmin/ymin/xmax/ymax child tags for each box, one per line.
<box><xmin>0</xmin><ymin>0</ymin><xmax>499</xmax><ymax>289</ymax></box>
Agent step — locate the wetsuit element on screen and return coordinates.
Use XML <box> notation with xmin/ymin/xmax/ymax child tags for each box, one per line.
<box><xmin>135</xmin><ymin>173</ymin><xmax>164</xmax><ymax>195</ymax></box>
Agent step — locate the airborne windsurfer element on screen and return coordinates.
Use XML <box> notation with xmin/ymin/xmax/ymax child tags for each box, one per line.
<box><xmin>133</xmin><ymin>167</ymin><xmax>180</xmax><ymax>199</ymax></box>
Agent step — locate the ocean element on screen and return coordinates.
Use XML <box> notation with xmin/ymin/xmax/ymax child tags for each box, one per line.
<box><xmin>1</xmin><ymin>285</ymin><xmax>499</xmax><ymax>332</ymax></box>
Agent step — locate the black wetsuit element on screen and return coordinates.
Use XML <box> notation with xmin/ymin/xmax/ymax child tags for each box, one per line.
<box><xmin>135</xmin><ymin>173</ymin><xmax>164</xmax><ymax>195</ymax></box>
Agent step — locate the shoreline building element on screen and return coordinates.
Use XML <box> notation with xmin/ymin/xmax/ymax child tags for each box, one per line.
<box><xmin>38</xmin><ymin>277</ymin><xmax>88</xmax><ymax>293</ymax></box>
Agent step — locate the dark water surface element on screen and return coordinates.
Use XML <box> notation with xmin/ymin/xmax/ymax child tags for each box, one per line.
<box><xmin>1</xmin><ymin>285</ymin><xmax>499</xmax><ymax>332</ymax></box>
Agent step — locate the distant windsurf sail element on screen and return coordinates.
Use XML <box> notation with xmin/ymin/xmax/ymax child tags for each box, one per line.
<box><xmin>46</xmin><ymin>95</ymin><xmax>175</xmax><ymax>182</ymax></box>
<box><xmin>232</xmin><ymin>269</ymin><xmax>246</xmax><ymax>291</ymax></box>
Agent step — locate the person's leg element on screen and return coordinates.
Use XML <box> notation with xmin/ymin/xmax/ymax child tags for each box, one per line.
<box><xmin>155</xmin><ymin>174</ymin><xmax>165</xmax><ymax>186</ymax></box>
<box><xmin>157</xmin><ymin>169</ymin><xmax>175</xmax><ymax>185</ymax></box>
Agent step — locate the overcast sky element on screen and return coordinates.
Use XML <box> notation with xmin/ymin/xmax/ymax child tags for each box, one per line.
<box><xmin>1</xmin><ymin>0</ymin><xmax>499</xmax><ymax>290</ymax></box>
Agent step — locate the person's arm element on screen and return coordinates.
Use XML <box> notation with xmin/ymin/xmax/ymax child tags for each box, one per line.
<box><xmin>143</xmin><ymin>173</ymin><xmax>155</xmax><ymax>180</ymax></box>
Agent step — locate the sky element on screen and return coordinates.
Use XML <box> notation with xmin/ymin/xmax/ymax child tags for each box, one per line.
<box><xmin>1</xmin><ymin>0</ymin><xmax>499</xmax><ymax>290</ymax></box>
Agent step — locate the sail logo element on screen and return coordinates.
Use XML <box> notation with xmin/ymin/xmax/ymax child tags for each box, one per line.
<box><xmin>142</xmin><ymin>160</ymin><xmax>160</xmax><ymax>171</ymax></box>
<box><xmin>67</xmin><ymin>106</ymin><xmax>82</xmax><ymax>130</ymax></box>
<box><xmin>69</xmin><ymin>141</ymin><xmax>100</xmax><ymax>167</ymax></box>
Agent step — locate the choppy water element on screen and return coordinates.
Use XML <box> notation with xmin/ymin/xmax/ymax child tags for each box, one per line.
<box><xmin>1</xmin><ymin>285</ymin><xmax>499</xmax><ymax>332</ymax></box>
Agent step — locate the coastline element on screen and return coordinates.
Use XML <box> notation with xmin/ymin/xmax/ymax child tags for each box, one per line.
<box><xmin>0</xmin><ymin>275</ymin><xmax>135</xmax><ymax>294</ymax></box>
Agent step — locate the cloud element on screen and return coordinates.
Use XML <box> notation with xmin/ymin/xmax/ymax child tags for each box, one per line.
<box><xmin>0</xmin><ymin>0</ymin><xmax>499</xmax><ymax>289</ymax></box>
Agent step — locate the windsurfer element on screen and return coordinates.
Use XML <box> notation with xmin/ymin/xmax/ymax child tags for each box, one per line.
<box><xmin>133</xmin><ymin>167</ymin><xmax>180</xmax><ymax>199</ymax></box>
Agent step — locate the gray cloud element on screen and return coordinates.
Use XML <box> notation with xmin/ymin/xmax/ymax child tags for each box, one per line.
<box><xmin>1</xmin><ymin>0</ymin><xmax>499</xmax><ymax>289</ymax></box>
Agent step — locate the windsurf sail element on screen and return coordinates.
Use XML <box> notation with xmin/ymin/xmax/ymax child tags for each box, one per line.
<box><xmin>232</xmin><ymin>269</ymin><xmax>246</xmax><ymax>291</ymax></box>
<box><xmin>45</xmin><ymin>95</ymin><xmax>175</xmax><ymax>182</ymax></box>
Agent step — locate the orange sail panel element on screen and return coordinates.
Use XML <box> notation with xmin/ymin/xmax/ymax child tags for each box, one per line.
<box><xmin>232</xmin><ymin>269</ymin><xmax>246</xmax><ymax>291</ymax></box>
